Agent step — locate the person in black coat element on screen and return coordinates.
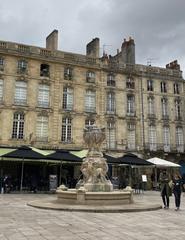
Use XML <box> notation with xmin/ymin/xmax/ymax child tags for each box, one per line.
<box><xmin>172</xmin><ymin>174</ymin><xmax>184</xmax><ymax>211</ymax></box>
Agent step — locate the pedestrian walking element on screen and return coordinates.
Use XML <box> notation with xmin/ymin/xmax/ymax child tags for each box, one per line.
<box><xmin>172</xmin><ymin>174</ymin><xmax>185</xmax><ymax>211</ymax></box>
<box><xmin>159</xmin><ymin>169</ymin><xmax>172</xmax><ymax>209</ymax></box>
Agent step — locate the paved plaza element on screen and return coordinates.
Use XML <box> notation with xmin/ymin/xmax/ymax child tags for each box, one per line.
<box><xmin>0</xmin><ymin>191</ymin><xmax>185</xmax><ymax>240</ymax></box>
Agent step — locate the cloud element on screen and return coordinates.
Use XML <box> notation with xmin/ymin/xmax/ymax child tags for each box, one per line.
<box><xmin>0</xmin><ymin>0</ymin><xmax>184</xmax><ymax>71</ymax></box>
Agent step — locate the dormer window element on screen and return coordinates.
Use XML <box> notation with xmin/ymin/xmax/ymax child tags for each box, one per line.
<box><xmin>64</xmin><ymin>67</ymin><xmax>72</xmax><ymax>80</ymax></box>
<box><xmin>174</xmin><ymin>83</ymin><xmax>180</xmax><ymax>94</ymax></box>
<box><xmin>107</xmin><ymin>73</ymin><xmax>115</xmax><ymax>87</ymax></box>
<box><xmin>40</xmin><ymin>64</ymin><xmax>50</xmax><ymax>77</ymax></box>
<box><xmin>126</xmin><ymin>76</ymin><xmax>135</xmax><ymax>89</ymax></box>
<box><xmin>161</xmin><ymin>82</ymin><xmax>167</xmax><ymax>93</ymax></box>
<box><xmin>86</xmin><ymin>71</ymin><xmax>95</xmax><ymax>83</ymax></box>
<box><xmin>147</xmin><ymin>80</ymin><xmax>153</xmax><ymax>91</ymax></box>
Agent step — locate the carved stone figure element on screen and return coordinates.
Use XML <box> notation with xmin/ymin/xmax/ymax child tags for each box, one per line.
<box><xmin>77</xmin><ymin>125</ymin><xmax>113</xmax><ymax>192</ymax></box>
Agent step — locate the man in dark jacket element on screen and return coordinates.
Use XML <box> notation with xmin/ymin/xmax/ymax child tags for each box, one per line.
<box><xmin>159</xmin><ymin>169</ymin><xmax>172</xmax><ymax>209</ymax></box>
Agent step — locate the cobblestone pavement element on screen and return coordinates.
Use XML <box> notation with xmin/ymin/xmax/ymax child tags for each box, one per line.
<box><xmin>0</xmin><ymin>191</ymin><xmax>185</xmax><ymax>240</ymax></box>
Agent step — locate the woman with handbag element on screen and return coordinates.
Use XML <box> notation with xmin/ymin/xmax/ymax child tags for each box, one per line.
<box><xmin>172</xmin><ymin>174</ymin><xmax>184</xmax><ymax>211</ymax></box>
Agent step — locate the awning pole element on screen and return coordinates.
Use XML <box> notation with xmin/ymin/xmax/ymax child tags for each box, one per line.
<box><xmin>155</xmin><ymin>166</ymin><xmax>157</xmax><ymax>190</ymax></box>
<box><xmin>59</xmin><ymin>161</ymin><xmax>62</xmax><ymax>186</ymax></box>
<box><xmin>20</xmin><ymin>158</ymin><xmax>24</xmax><ymax>191</ymax></box>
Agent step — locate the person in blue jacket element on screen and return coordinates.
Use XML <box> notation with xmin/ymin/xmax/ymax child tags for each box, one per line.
<box><xmin>172</xmin><ymin>174</ymin><xmax>185</xmax><ymax>211</ymax></box>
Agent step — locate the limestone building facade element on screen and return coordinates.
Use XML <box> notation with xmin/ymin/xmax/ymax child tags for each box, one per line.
<box><xmin>0</xmin><ymin>30</ymin><xmax>184</xmax><ymax>163</ymax></box>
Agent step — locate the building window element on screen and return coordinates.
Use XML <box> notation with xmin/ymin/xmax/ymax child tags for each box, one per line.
<box><xmin>14</xmin><ymin>81</ymin><xmax>27</xmax><ymax>105</ymax></box>
<box><xmin>148</xmin><ymin>96</ymin><xmax>155</xmax><ymax>116</ymax></box>
<box><xmin>107</xmin><ymin>122</ymin><xmax>116</xmax><ymax>149</ymax></box>
<box><xmin>62</xmin><ymin>87</ymin><xmax>73</xmax><ymax>111</ymax></box>
<box><xmin>64</xmin><ymin>67</ymin><xmax>72</xmax><ymax>80</ymax></box>
<box><xmin>161</xmin><ymin>98</ymin><xmax>168</xmax><ymax>119</ymax></box>
<box><xmin>161</xmin><ymin>82</ymin><xmax>167</xmax><ymax>93</ymax></box>
<box><xmin>38</xmin><ymin>84</ymin><xmax>50</xmax><ymax>108</ymax></box>
<box><xmin>127</xmin><ymin>95</ymin><xmax>135</xmax><ymax>115</ymax></box>
<box><xmin>174</xmin><ymin>83</ymin><xmax>180</xmax><ymax>94</ymax></box>
<box><xmin>36</xmin><ymin>116</ymin><xmax>48</xmax><ymax>141</ymax></box>
<box><xmin>107</xmin><ymin>74</ymin><xmax>115</xmax><ymax>87</ymax></box>
<box><xmin>85</xmin><ymin>119</ymin><xmax>95</xmax><ymax>128</ymax></box>
<box><xmin>40</xmin><ymin>64</ymin><xmax>50</xmax><ymax>77</ymax></box>
<box><xmin>106</xmin><ymin>92</ymin><xmax>115</xmax><ymax>114</ymax></box>
<box><xmin>85</xmin><ymin>90</ymin><xmax>96</xmax><ymax>113</ymax></box>
<box><xmin>163</xmin><ymin>126</ymin><xmax>170</xmax><ymax>152</ymax></box>
<box><xmin>86</xmin><ymin>71</ymin><xmax>95</xmax><ymax>83</ymax></box>
<box><xmin>0</xmin><ymin>57</ymin><xmax>4</xmax><ymax>71</ymax></box>
<box><xmin>0</xmin><ymin>79</ymin><xmax>4</xmax><ymax>103</ymax></box>
<box><xmin>12</xmin><ymin>112</ymin><xmax>25</xmax><ymax>139</ymax></box>
<box><xmin>176</xmin><ymin>127</ymin><xmax>184</xmax><ymax>152</ymax></box>
<box><xmin>147</xmin><ymin>80</ymin><xmax>153</xmax><ymax>91</ymax></box>
<box><xmin>17</xmin><ymin>59</ymin><xmax>27</xmax><ymax>73</ymax></box>
<box><xmin>127</xmin><ymin>123</ymin><xmax>136</xmax><ymax>150</ymax></box>
<box><xmin>175</xmin><ymin>99</ymin><xmax>181</xmax><ymax>120</ymax></box>
<box><xmin>126</xmin><ymin>76</ymin><xmax>135</xmax><ymax>89</ymax></box>
<box><xmin>61</xmin><ymin>117</ymin><xmax>72</xmax><ymax>142</ymax></box>
<box><xmin>148</xmin><ymin>125</ymin><xmax>157</xmax><ymax>151</ymax></box>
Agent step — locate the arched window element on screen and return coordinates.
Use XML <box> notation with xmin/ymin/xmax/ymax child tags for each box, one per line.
<box><xmin>12</xmin><ymin>112</ymin><xmax>25</xmax><ymax>139</ymax></box>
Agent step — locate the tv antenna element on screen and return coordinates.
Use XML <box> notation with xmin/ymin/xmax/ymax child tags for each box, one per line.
<box><xmin>102</xmin><ymin>44</ymin><xmax>112</xmax><ymax>56</ymax></box>
<box><xmin>147</xmin><ymin>58</ymin><xmax>158</xmax><ymax>66</ymax></box>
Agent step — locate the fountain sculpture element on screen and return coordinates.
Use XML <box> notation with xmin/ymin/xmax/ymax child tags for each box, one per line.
<box><xmin>57</xmin><ymin>125</ymin><xmax>134</xmax><ymax>205</ymax></box>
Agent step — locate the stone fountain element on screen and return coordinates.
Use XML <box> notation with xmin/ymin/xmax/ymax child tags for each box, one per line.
<box><xmin>56</xmin><ymin>125</ymin><xmax>134</xmax><ymax>205</ymax></box>
<box><xmin>28</xmin><ymin>125</ymin><xmax>162</xmax><ymax>212</ymax></box>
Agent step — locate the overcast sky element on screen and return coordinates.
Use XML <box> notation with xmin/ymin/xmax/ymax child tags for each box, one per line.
<box><xmin>0</xmin><ymin>0</ymin><xmax>185</xmax><ymax>73</ymax></box>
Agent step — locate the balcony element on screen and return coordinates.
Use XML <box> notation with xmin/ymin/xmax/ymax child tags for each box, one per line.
<box><xmin>17</xmin><ymin>67</ymin><xmax>28</xmax><ymax>75</ymax></box>
<box><xmin>64</xmin><ymin>73</ymin><xmax>72</xmax><ymax>80</ymax></box>
<box><xmin>147</xmin><ymin>114</ymin><xmax>156</xmax><ymax>119</ymax></box>
<box><xmin>106</xmin><ymin>108</ymin><xmax>116</xmax><ymax>115</ymax></box>
<box><xmin>107</xmin><ymin>80</ymin><xmax>116</xmax><ymax>87</ymax></box>
<box><xmin>38</xmin><ymin>101</ymin><xmax>49</xmax><ymax>108</ymax></box>
<box><xmin>162</xmin><ymin>115</ymin><xmax>169</xmax><ymax>120</ymax></box>
<box><xmin>35</xmin><ymin>137</ymin><xmax>48</xmax><ymax>142</ymax></box>
<box><xmin>63</xmin><ymin>104</ymin><xmax>73</xmax><ymax>111</ymax></box>
<box><xmin>14</xmin><ymin>99</ymin><xmax>27</xmax><ymax>106</ymax></box>
<box><xmin>86</xmin><ymin>77</ymin><xmax>95</xmax><ymax>83</ymax></box>
<box><xmin>85</xmin><ymin>107</ymin><xmax>96</xmax><ymax>113</ymax></box>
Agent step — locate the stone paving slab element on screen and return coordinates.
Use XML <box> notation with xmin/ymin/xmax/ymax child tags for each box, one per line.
<box><xmin>0</xmin><ymin>192</ymin><xmax>185</xmax><ymax>240</ymax></box>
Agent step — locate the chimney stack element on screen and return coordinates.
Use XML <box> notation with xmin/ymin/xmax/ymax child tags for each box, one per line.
<box><xmin>86</xmin><ymin>38</ymin><xmax>100</xmax><ymax>58</ymax></box>
<box><xmin>46</xmin><ymin>29</ymin><xmax>58</xmax><ymax>51</ymax></box>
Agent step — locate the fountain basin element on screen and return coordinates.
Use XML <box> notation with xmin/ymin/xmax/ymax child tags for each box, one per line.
<box><xmin>56</xmin><ymin>188</ymin><xmax>133</xmax><ymax>205</ymax></box>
